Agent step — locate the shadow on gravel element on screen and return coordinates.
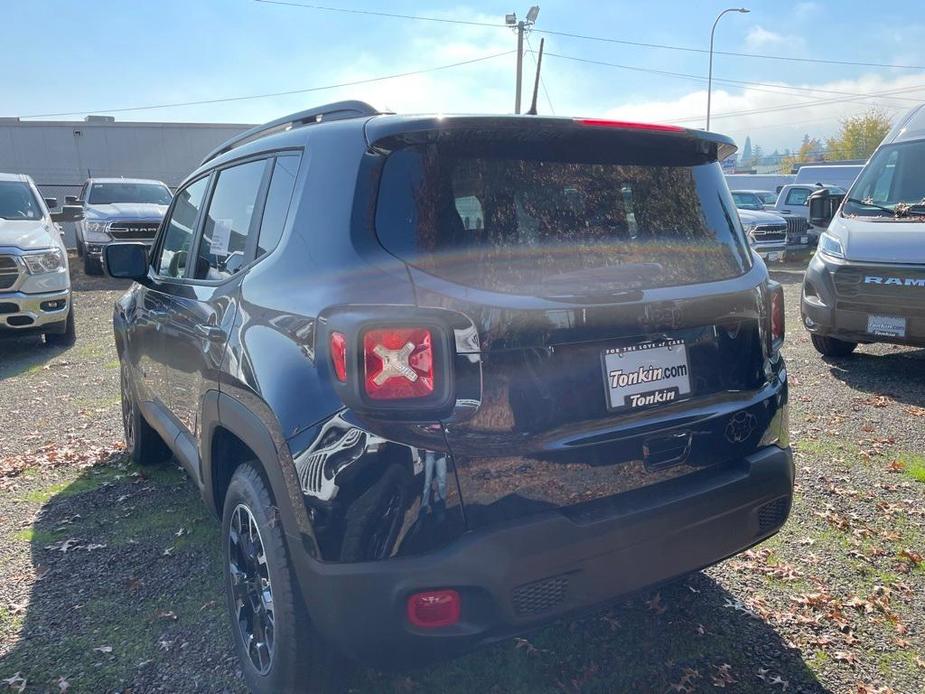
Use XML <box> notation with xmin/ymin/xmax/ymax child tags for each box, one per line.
<box><xmin>0</xmin><ymin>264</ymin><xmax>130</xmax><ymax>381</ymax></box>
<box><xmin>3</xmin><ymin>458</ymin><xmax>827</xmax><ymax>693</ymax></box>
<box><xmin>0</xmin><ymin>457</ymin><xmax>240</xmax><ymax>693</ymax></box>
<box><xmin>825</xmin><ymin>348</ymin><xmax>925</xmax><ymax>408</ymax></box>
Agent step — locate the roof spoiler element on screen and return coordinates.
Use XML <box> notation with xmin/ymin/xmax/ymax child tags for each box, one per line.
<box><xmin>201</xmin><ymin>100</ymin><xmax>382</xmax><ymax>165</ymax></box>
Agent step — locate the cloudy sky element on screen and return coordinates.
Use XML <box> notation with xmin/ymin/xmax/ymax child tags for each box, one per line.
<box><xmin>5</xmin><ymin>0</ymin><xmax>925</xmax><ymax>154</ymax></box>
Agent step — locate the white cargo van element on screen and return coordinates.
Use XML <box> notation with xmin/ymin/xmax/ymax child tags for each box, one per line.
<box><xmin>801</xmin><ymin>105</ymin><xmax>925</xmax><ymax>356</ymax></box>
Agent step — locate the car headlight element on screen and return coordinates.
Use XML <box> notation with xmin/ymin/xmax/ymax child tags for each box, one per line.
<box><xmin>84</xmin><ymin>221</ymin><xmax>112</xmax><ymax>241</ymax></box>
<box><xmin>818</xmin><ymin>232</ymin><xmax>845</xmax><ymax>259</ymax></box>
<box><xmin>22</xmin><ymin>249</ymin><xmax>65</xmax><ymax>274</ymax></box>
<box><xmin>743</xmin><ymin>223</ymin><xmax>758</xmax><ymax>241</ymax></box>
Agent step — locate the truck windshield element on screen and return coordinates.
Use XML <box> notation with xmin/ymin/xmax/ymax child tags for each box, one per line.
<box><xmin>88</xmin><ymin>183</ymin><xmax>172</xmax><ymax>205</ymax></box>
<box><xmin>844</xmin><ymin>140</ymin><xmax>925</xmax><ymax>218</ymax></box>
<box><xmin>375</xmin><ymin>137</ymin><xmax>751</xmax><ymax>295</ymax></box>
<box><xmin>0</xmin><ymin>181</ymin><xmax>42</xmax><ymax>220</ymax></box>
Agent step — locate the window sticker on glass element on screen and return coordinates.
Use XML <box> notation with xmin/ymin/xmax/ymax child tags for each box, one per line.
<box><xmin>210</xmin><ymin>218</ymin><xmax>234</xmax><ymax>256</ymax></box>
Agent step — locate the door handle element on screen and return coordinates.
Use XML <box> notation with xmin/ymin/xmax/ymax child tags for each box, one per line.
<box><xmin>196</xmin><ymin>325</ymin><xmax>226</xmax><ymax>341</ymax></box>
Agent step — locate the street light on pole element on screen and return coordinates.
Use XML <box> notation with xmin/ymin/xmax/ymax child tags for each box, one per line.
<box><xmin>707</xmin><ymin>7</ymin><xmax>749</xmax><ymax>131</ymax></box>
<box><xmin>507</xmin><ymin>6</ymin><xmax>540</xmax><ymax>114</ymax></box>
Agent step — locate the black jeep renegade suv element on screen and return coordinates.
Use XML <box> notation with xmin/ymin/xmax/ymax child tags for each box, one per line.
<box><xmin>105</xmin><ymin>101</ymin><xmax>793</xmax><ymax>692</ymax></box>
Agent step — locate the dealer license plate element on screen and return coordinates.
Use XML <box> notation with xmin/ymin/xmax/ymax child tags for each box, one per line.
<box><xmin>602</xmin><ymin>339</ymin><xmax>691</xmax><ymax>411</ymax></box>
<box><xmin>867</xmin><ymin>315</ymin><xmax>906</xmax><ymax>338</ymax></box>
<box><xmin>800</xmin><ymin>235</ymin><xmax>809</xmax><ymax>244</ymax></box>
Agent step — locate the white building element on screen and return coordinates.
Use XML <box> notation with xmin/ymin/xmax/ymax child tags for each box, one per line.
<box><xmin>0</xmin><ymin>116</ymin><xmax>251</xmax><ymax>245</ymax></box>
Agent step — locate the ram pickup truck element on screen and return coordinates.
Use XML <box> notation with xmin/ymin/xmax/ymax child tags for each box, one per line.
<box><xmin>738</xmin><ymin>207</ymin><xmax>787</xmax><ymax>263</ymax></box>
<box><xmin>72</xmin><ymin>177</ymin><xmax>172</xmax><ymax>275</ymax></box>
<box><xmin>770</xmin><ymin>183</ymin><xmax>845</xmax><ymax>254</ymax></box>
<box><xmin>0</xmin><ymin>173</ymin><xmax>80</xmax><ymax>345</ymax></box>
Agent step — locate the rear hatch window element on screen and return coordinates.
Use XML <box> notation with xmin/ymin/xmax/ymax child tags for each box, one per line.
<box><xmin>375</xmin><ymin>127</ymin><xmax>750</xmax><ymax>297</ymax></box>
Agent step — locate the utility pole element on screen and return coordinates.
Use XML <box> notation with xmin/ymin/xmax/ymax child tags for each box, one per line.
<box><xmin>515</xmin><ymin>20</ymin><xmax>525</xmax><ymax>114</ymax></box>
<box><xmin>506</xmin><ymin>6</ymin><xmax>540</xmax><ymax>114</ymax></box>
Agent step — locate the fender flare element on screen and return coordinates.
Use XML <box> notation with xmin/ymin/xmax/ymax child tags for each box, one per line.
<box><xmin>201</xmin><ymin>390</ymin><xmax>320</xmax><ymax>560</ymax></box>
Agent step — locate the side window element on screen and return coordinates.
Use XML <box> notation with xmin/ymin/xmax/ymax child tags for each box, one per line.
<box><xmin>157</xmin><ymin>177</ymin><xmax>209</xmax><ymax>278</ymax></box>
<box><xmin>869</xmin><ymin>150</ymin><xmax>898</xmax><ymax>201</ymax></box>
<box><xmin>256</xmin><ymin>154</ymin><xmax>301</xmax><ymax>258</ymax></box>
<box><xmin>785</xmin><ymin>188</ymin><xmax>811</xmax><ymax>206</ymax></box>
<box><xmin>194</xmin><ymin>159</ymin><xmax>267</xmax><ymax>281</ymax></box>
<box><xmin>454</xmin><ymin>195</ymin><xmax>484</xmax><ymax>230</ymax></box>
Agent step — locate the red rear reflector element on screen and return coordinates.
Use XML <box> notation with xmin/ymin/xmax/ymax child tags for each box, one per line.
<box><xmin>363</xmin><ymin>327</ymin><xmax>435</xmax><ymax>400</ymax></box>
<box><xmin>330</xmin><ymin>331</ymin><xmax>347</xmax><ymax>382</ymax></box>
<box><xmin>771</xmin><ymin>288</ymin><xmax>785</xmax><ymax>343</ymax></box>
<box><xmin>575</xmin><ymin>118</ymin><xmax>685</xmax><ymax>133</ymax></box>
<box><xmin>407</xmin><ymin>590</ymin><xmax>460</xmax><ymax>628</ymax></box>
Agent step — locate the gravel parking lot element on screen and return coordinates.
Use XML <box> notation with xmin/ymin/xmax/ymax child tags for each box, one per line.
<box><xmin>0</xmin><ymin>258</ymin><xmax>923</xmax><ymax>693</ymax></box>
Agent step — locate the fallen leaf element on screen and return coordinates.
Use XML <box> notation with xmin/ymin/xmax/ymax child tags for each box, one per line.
<box><xmin>157</xmin><ymin>610</ymin><xmax>178</xmax><ymax>621</ymax></box>
<box><xmin>57</xmin><ymin>676</ymin><xmax>70</xmax><ymax>692</ymax></box>
<box><xmin>1</xmin><ymin>673</ymin><xmax>26</xmax><ymax>693</ymax></box>
<box><xmin>645</xmin><ymin>592</ymin><xmax>666</xmax><ymax>615</ymax></box>
<box><xmin>93</xmin><ymin>645</ymin><xmax>113</xmax><ymax>654</ymax></box>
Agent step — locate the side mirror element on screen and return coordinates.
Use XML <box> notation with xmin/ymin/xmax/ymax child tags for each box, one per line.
<box><xmin>104</xmin><ymin>243</ymin><xmax>148</xmax><ymax>280</ymax></box>
<box><xmin>808</xmin><ymin>189</ymin><xmax>845</xmax><ymax>228</ymax></box>
<box><xmin>65</xmin><ymin>195</ymin><xmax>79</xmax><ymax>205</ymax></box>
<box><xmin>44</xmin><ymin>197</ymin><xmax>58</xmax><ymax>210</ymax></box>
<box><xmin>50</xmin><ymin>205</ymin><xmax>84</xmax><ymax>223</ymax></box>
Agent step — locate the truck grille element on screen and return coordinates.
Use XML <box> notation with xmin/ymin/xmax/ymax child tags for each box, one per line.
<box><xmin>751</xmin><ymin>224</ymin><xmax>786</xmax><ymax>243</ymax></box>
<box><xmin>109</xmin><ymin>222</ymin><xmax>160</xmax><ymax>240</ymax></box>
<box><xmin>0</xmin><ymin>256</ymin><xmax>20</xmax><ymax>290</ymax></box>
<box><xmin>834</xmin><ymin>266</ymin><xmax>925</xmax><ymax>305</ymax></box>
<box><xmin>785</xmin><ymin>217</ymin><xmax>809</xmax><ymax>242</ymax></box>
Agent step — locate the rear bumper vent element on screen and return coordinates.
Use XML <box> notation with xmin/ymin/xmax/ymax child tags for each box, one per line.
<box><xmin>512</xmin><ymin>574</ymin><xmax>570</xmax><ymax>616</ymax></box>
<box><xmin>756</xmin><ymin>496</ymin><xmax>789</xmax><ymax>534</ymax></box>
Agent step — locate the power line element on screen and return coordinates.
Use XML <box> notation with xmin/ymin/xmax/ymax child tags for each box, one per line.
<box><xmin>536</xmin><ymin>27</ymin><xmax>925</xmax><ymax>70</ymax></box>
<box><xmin>252</xmin><ymin>0</ymin><xmax>504</xmax><ymax>28</ymax></box>
<box><xmin>525</xmin><ymin>35</ymin><xmax>555</xmax><ymax>115</ymax></box>
<box><xmin>252</xmin><ymin>0</ymin><xmax>925</xmax><ymax>70</ymax></box>
<box><xmin>18</xmin><ymin>51</ymin><xmax>513</xmax><ymax>120</ymax></box>
<box><xmin>666</xmin><ymin>82</ymin><xmax>925</xmax><ymax>124</ymax></box>
<box><xmin>544</xmin><ymin>52</ymin><xmax>925</xmax><ymax>106</ymax></box>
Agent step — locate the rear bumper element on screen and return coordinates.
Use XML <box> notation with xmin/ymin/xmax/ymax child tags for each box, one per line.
<box><xmin>0</xmin><ymin>288</ymin><xmax>70</xmax><ymax>335</ymax></box>
<box><xmin>295</xmin><ymin>444</ymin><xmax>794</xmax><ymax>668</ymax></box>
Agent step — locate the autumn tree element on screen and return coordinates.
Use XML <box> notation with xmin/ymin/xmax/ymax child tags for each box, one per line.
<box><xmin>825</xmin><ymin>110</ymin><xmax>892</xmax><ymax>161</ymax></box>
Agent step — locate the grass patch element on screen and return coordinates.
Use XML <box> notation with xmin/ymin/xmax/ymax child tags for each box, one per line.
<box><xmin>22</xmin><ymin>465</ymin><xmax>128</xmax><ymax>503</ymax></box>
<box><xmin>896</xmin><ymin>453</ymin><xmax>925</xmax><ymax>483</ymax></box>
<box><xmin>12</xmin><ymin>527</ymin><xmax>65</xmax><ymax>545</ymax></box>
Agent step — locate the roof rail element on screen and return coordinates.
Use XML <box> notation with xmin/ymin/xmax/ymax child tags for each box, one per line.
<box><xmin>201</xmin><ymin>100</ymin><xmax>381</xmax><ymax>165</ymax></box>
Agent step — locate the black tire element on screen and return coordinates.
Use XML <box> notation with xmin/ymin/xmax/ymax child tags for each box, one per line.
<box><xmin>120</xmin><ymin>365</ymin><xmax>171</xmax><ymax>465</ymax></box>
<box><xmin>341</xmin><ymin>464</ymin><xmax>413</xmax><ymax>562</ymax></box>
<box><xmin>811</xmin><ymin>334</ymin><xmax>857</xmax><ymax>357</ymax></box>
<box><xmin>223</xmin><ymin>463</ymin><xmax>347</xmax><ymax>693</ymax></box>
<box><xmin>83</xmin><ymin>253</ymin><xmax>102</xmax><ymax>276</ymax></box>
<box><xmin>44</xmin><ymin>307</ymin><xmax>77</xmax><ymax>347</ymax></box>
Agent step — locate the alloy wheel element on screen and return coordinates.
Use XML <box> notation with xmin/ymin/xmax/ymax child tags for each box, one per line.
<box><xmin>228</xmin><ymin>504</ymin><xmax>276</xmax><ymax>674</ymax></box>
